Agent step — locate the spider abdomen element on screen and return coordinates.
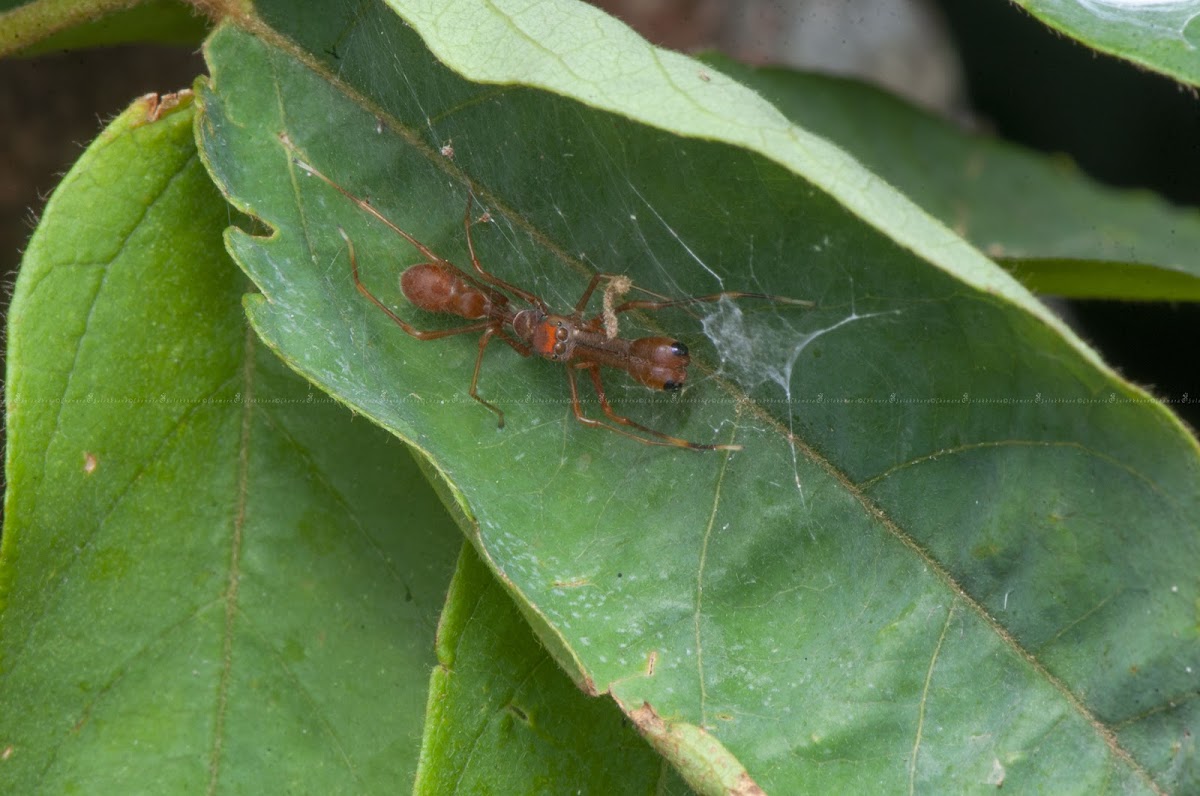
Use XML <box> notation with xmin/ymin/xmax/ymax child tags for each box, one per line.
<box><xmin>400</xmin><ymin>263</ymin><xmax>490</xmax><ymax>319</ymax></box>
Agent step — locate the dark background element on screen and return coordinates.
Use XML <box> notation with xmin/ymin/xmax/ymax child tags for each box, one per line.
<box><xmin>2</xmin><ymin>0</ymin><xmax>1197</xmax><ymax>429</ymax></box>
<box><xmin>936</xmin><ymin>1</ymin><xmax>1200</xmax><ymax>431</ymax></box>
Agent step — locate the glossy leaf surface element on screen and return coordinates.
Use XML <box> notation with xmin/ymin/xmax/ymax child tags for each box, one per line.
<box><xmin>705</xmin><ymin>54</ymin><xmax>1200</xmax><ymax>301</ymax></box>
<box><xmin>0</xmin><ymin>0</ymin><xmax>206</xmax><ymax>57</ymax></box>
<box><xmin>194</xmin><ymin>2</ymin><xmax>1200</xmax><ymax>793</ymax></box>
<box><xmin>415</xmin><ymin>544</ymin><xmax>695</xmax><ymax>795</ymax></box>
<box><xmin>0</xmin><ymin>92</ymin><xmax>459</xmax><ymax>792</ymax></box>
<box><xmin>1014</xmin><ymin>0</ymin><xmax>1200</xmax><ymax>88</ymax></box>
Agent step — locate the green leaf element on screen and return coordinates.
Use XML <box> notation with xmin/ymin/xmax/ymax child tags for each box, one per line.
<box><xmin>0</xmin><ymin>0</ymin><xmax>207</xmax><ymax>57</ymax></box>
<box><xmin>0</xmin><ymin>91</ymin><xmax>459</xmax><ymax>791</ymax></box>
<box><xmin>1012</xmin><ymin>0</ymin><xmax>1200</xmax><ymax>89</ymax></box>
<box><xmin>415</xmin><ymin>543</ymin><xmax>695</xmax><ymax>795</ymax></box>
<box><xmin>701</xmin><ymin>54</ymin><xmax>1200</xmax><ymax>302</ymax></box>
<box><xmin>196</xmin><ymin>2</ymin><xmax>1200</xmax><ymax>793</ymax></box>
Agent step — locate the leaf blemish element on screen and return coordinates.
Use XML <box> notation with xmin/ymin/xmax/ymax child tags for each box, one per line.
<box><xmin>83</xmin><ymin>452</ymin><xmax>98</xmax><ymax>475</ymax></box>
<box><xmin>136</xmin><ymin>89</ymin><xmax>191</xmax><ymax>125</ymax></box>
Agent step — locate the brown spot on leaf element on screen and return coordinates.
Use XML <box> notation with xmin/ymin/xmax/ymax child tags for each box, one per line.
<box><xmin>625</xmin><ymin>701</ymin><xmax>765</xmax><ymax>795</ymax></box>
<box><xmin>135</xmin><ymin>90</ymin><xmax>192</xmax><ymax>125</ymax></box>
<box><xmin>732</xmin><ymin>772</ymin><xmax>766</xmax><ymax>796</ymax></box>
<box><xmin>630</xmin><ymin>701</ymin><xmax>665</xmax><ymax>732</ymax></box>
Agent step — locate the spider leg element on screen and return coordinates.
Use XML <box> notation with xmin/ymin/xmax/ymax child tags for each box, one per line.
<box><xmin>586</xmin><ymin>365</ymin><xmax>741</xmax><ymax>451</ymax></box>
<box><xmin>289</xmin><ymin>143</ymin><xmax>506</xmax><ymax>302</ymax></box>
<box><xmin>462</xmin><ymin>193</ymin><xmax>547</xmax><ymax>309</ymax></box>
<box><xmin>292</xmin><ymin>151</ymin><xmax>445</xmax><ymax>265</ymax></box>
<box><xmin>493</xmin><ymin>328</ymin><xmax>534</xmax><ymax>358</ymax></box>
<box><xmin>571</xmin><ymin>272</ymin><xmax>634</xmax><ymax>315</ymax></box>
<box><xmin>468</xmin><ymin>326</ymin><xmax>506</xmax><ymax>428</ymax></box>
<box><xmin>341</xmin><ymin>228</ymin><xmax>492</xmax><ymax>340</ymax></box>
<box><xmin>565</xmin><ymin>366</ymin><xmax>741</xmax><ymax>451</ymax></box>
<box><xmin>613</xmin><ymin>291</ymin><xmax>812</xmax><ymax>314</ymax></box>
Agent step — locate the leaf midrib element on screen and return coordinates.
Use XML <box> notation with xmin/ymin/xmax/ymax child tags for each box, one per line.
<box><xmin>207</xmin><ymin>324</ymin><xmax>256</xmax><ymax>794</ymax></box>
<box><xmin>215</xmin><ymin>15</ymin><xmax>1166</xmax><ymax>791</ymax></box>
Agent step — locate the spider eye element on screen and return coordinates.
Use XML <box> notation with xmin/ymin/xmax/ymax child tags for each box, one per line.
<box><xmin>556</xmin><ymin>326</ymin><xmax>569</xmax><ymax>341</ymax></box>
<box><xmin>670</xmin><ymin>341</ymin><xmax>688</xmax><ymax>357</ymax></box>
<box><xmin>553</xmin><ymin>342</ymin><xmax>567</xmax><ymax>356</ymax></box>
<box><xmin>662</xmin><ymin>381</ymin><xmax>682</xmax><ymax>392</ymax></box>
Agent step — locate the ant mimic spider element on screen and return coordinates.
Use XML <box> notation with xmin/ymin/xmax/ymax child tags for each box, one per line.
<box><xmin>288</xmin><ymin>146</ymin><xmax>808</xmax><ymax>451</ymax></box>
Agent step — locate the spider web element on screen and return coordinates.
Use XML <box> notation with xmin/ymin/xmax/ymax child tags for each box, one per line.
<box><xmin>239</xmin><ymin>5</ymin><xmax>1200</xmax><ymax>792</ymax></box>
<box><xmin>309</xmin><ymin>0</ymin><xmax>908</xmax><ymax>506</ymax></box>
